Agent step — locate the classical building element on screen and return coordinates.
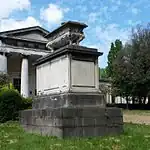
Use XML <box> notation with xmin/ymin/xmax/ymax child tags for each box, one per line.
<box><xmin>0</xmin><ymin>21</ymin><xmax>87</xmax><ymax>98</ymax></box>
<box><xmin>0</xmin><ymin>26</ymin><xmax>52</xmax><ymax>97</ymax></box>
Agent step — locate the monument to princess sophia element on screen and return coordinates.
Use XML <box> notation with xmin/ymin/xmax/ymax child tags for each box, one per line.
<box><xmin>20</xmin><ymin>21</ymin><xmax>123</xmax><ymax>138</ymax></box>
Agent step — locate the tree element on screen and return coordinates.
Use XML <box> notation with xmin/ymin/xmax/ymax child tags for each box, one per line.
<box><xmin>112</xmin><ymin>44</ymin><xmax>133</xmax><ymax>105</ymax></box>
<box><xmin>99</xmin><ymin>68</ymin><xmax>108</xmax><ymax>79</ymax></box>
<box><xmin>130</xmin><ymin>23</ymin><xmax>150</xmax><ymax>104</ymax></box>
<box><xmin>107</xmin><ymin>39</ymin><xmax>123</xmax><ymax>78</ymax></box>
<box><xmin>111</xmin><ymin>23</ymin><xmax>150</xmax><ymax>105</ymax></box>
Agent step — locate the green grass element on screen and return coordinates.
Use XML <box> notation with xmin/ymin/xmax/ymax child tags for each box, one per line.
<box><xmin>0</xmin><ymin>122</ymin><xmax>150</xmax><ymax>150</ymax></box>
<box><xmin>123</xmin><ymin>109</ymin><xmax>150</xmax><ymax>115</ymax></box>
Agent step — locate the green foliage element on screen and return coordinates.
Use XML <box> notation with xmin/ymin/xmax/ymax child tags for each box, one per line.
<box><xmin>107</xmin><ymin>39</ymin><xmax>123</xmax><ymax>78</ymax></box>
<box><xmin>111</xmin><ymin>23</ymin><xmax>150</xmax><ymax>104</ymax></box>
<box><xmin>0</xmin><ymin>89</ymin><xmax>32</xmax><ymax>123</ymax></box>
<box><xmin>0</xmin><ymin>89</ymin><xmax>23</xmax><ymax>123</ymax></box>
<box><xmin>0</xmin><ymin>71</ymin><xmax>32</xmax><ymax>123</ymax></box>
<box><xmin>0</xmin><ymin>73</ymin><xmax>10</xmax><ymax>88</ymax></box>
<box><xmin>99</xmin><ymin>68</ymin><xmax>108</xmax><ymax>79</ymax></box>
<box><xmin>22</xmin><ymin>97</ymin><xmax>32</xmax><ymax>109</ymax></box>
<box><xmin>0</xmin><ymin>74</ymin><xmax>32</xmax><ymax>122</ymax></box>
<box><xmin>0</xmin><ymin>82</ymin><xmax>18</xmax><ymax>92</ymax></box>
<box><xmin>130</xmin><ymin>24</ymin><xmax>150</xmax><ymax>98</ymax></box>
<box><xmin>112</xmin><ymin>45</ymin><xmax>133</xmax><ymax>97</ymax></box>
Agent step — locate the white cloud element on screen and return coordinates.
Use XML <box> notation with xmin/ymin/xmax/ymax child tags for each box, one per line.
<box><xmin>0</xmin><ymin>0</ymin><xmax>30</xmax><ymax>19</ymax></box>
<box><xmin>95</xmin><ymin>24</ymin><xmax>129</xmax><ymax>45</ymax></box>
<box><xmin>40</xmin><ymin>3</ymin><xmax>69</xmax><ymax>25</ymax></box>
<box><xmin>88</xmin><ymin>12</ymin><xmax>99</xmax><ymax>23</ymax></box>
<box><xmin>110</xmin><ymin>6</ymin><xmax>119</xmax><ymax>12</ymax></box>
<box><xmin>128</xmin><ymin>20</ymin><xmax>141</xmax><ymax>26</ymax></box>
<box><xmin>0</xmin><ymin>16</ymin><xmax>40</xmax><ymax>31</ymax></box>
<box><xmin>0</xmin><ymin>0</ymin><xmax>40</xmax><ymax>32</ymax></box>
<box><xmin>110</xmin><ymin>0</ymin><xmax>121</xmax><ymax>5</ymax></box>
<box><xmin>87</xmin><ymin>6</ymin><xmax>111</xmax><ymax>24</ymax></box>
<box><xmin>131</xmin><ymin>7</ymin><xmax>140</xmax><ymax>15</ymax></box>
<box><xmin>91</xmin><ymin>24</ymin><xmax>130</xmax><ymax>67</ymax></box>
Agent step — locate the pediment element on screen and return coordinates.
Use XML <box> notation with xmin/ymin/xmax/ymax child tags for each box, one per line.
<box><xmin>14</xmin><ymin>30</ymin><xmax>48</xmax><ymax>41</ymax></box>
<box><xmin>0</xmin><ymin>26</ymin><xmax>49</xmax><ymax>42</ymax></box>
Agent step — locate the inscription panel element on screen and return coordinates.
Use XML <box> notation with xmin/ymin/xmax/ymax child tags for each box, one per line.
<box><xmin>71</xmin><ymin>60</ymin><xmax>95</xmax><ymax>87</ymax></box>
<box><xmin>37</xmin><ymin>55</ymin><xmax>69</xmax><ymax>95</ymax></box>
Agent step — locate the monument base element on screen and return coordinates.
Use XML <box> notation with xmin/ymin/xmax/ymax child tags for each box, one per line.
<box><xmin>32</xmin><ymin>92</ymin><xmax>106</xmax><ymax>109</ymax></box>
<box><xmin>20</xmin><ymin>106</ymin><xmax>123</xmax><ymax>138</ymax></box>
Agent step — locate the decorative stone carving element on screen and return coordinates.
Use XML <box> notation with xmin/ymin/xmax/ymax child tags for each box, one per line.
<box><xmin>46</xmin><ymin>21</ymin><xmax>88</xmax><ymax>52</ymax></box>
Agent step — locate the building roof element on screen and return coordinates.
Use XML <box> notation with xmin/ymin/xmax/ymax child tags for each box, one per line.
<box><xmin>0</xmin><ymin>26</ymin><xmax>50</xmax><ymax>43</ymax></box>
<box><xmin>0</xmin><ymin>26</ymin><xmax>50</xmax><ymax>36</ymax></box>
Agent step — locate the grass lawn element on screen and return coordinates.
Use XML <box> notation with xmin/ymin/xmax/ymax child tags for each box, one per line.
<box><xmin>0</xmin><ymin>122</ymin><xmax>150</xmax><ymax>150</ymax></box>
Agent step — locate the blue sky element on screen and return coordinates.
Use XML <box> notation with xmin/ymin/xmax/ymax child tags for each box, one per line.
<box><xmin>0</xmin><ymin>0</ymin><xmax>149</xmax><ymax>67</ymax></box>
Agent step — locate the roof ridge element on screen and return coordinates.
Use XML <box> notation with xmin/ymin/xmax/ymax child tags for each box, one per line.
<box><xmin>0</xmin><ymin>26</ymin><xmax>50</xmax><ymax>35</ymax></box>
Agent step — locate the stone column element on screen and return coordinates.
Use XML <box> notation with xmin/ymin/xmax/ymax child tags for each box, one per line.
<box><xmin>0</xmin><ymin>52</ymin><xmax>7</xmax><ymax>73</ymax></box>
<box><xmin>21</xmin><ymin>55</ymin><xmax>29</xmax><ymax>98</ymax></box>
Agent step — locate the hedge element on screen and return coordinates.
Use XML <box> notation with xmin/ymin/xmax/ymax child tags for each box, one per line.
<box><xmin>0</xmin><ymin>89</ymin><xmax>32</xmax><ymax>123</ymax></box>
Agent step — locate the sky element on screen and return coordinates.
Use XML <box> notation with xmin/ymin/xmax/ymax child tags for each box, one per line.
<box><xmin>0</xmin><ymin>0</ymin><xmax>149</xmax><ymax>67</ymax></box>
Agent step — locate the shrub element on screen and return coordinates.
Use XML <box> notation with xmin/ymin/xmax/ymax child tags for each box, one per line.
<box><xmin>0</xmin><ymin>89</ymin><xmax>23</xmax><ymax>123</ymax></box>
<box><xmin>0</xmin><ymin>82</ymin><xmax>18</xmax><ymax>93</ymax></box>
<box><xmin>22</xmin><ymin>97</ymin><xmax>32</xmax><ymax>109</ymax></box>
<box><xmin>0</xmin><ymin>73</ymin><xmax>10</xmax><ymax>88</ymax></box>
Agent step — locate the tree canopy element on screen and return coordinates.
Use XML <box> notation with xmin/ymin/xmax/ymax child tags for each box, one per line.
<box><xmin>107</xmin><ymin>39</ymin><xmax>123</xmax><ymax>78</ymax></box>
<box><xmin>99</xmin><ymin>68</ymin><xmax>107</xmax><ymax>79</ymax></box>
<box><xmin>111</xmin><ymin>23</ymin><xmax>150</xmax><ymax>104</ymax></box>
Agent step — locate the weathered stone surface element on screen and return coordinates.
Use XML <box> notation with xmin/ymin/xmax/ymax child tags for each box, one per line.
<box><xmin>63</xmin><ymin>127</ymin><xmax>83</xmax><ymax>137</ymax></box>
<box><xmin>82</xmin><ymin>118</ymin><xmax>95</xmax><ymax>126</ymax></box>
<box><xmin>95</xmin><ymin>126</ymin><xmax>108</xmax><ymax>136</ymax></box>
<box><xmin>20</xmin><ymin>106</ymin><xmax>123</xmax><ymax>138</ymax></box>
<box><xmin>32</xmin><ymin>92</ymin><xmax>105</xmax><ymax>109</ymax></box>
<box><xmin>95</xmin><ymin>116</ymin><xmax>107</xmax><ymax>126</ymax></box>
<box><xmin>83</xmin><ymin>127</ymin><xmax>96</xmax><ymax>137</ymax></box>
<box><xmin>81</xmin><ymin>107</ymin><xmax>106</xmax><ymax>117</ymax></box>
<box><xmin>106</xmin><ymin>107</ymin><xmax>123</xmax><ymax>117</ymax></box>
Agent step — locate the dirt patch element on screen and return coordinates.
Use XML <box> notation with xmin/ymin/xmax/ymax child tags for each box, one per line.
<box><xmin>123</xmin><ymin>114</ymin><xmax>150</xmax><ymax>125</ymax></box>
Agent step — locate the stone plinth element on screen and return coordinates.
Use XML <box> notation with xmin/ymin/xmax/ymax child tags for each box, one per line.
<box><xmin>20</xmin><ymin>107</ymin><xmax>123</xmax><ymax>138</ymax></box>
<box><xmin>32</xmin><ymin>92</ymin><xmax>105</xmax><ymax>109</ymax></box>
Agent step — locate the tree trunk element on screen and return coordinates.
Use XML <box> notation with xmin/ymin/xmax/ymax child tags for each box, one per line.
<box><xmin>143</xmin><ymin>96</ymin><xmax>146</xmax><ymax>104</ymax></box>
<box><xmin>147</xmin><ymin>95</ymin><xmax>150</xmax><ymax>106</ymax></box>
<box><xmin>112</xmin><ymin>96</ymin><xmax>115</xmax><ymax>104</ymax></box>
<box><xmin>139</xmin><ymin>96</ymin><xmax>142</xmax><ymax>104</ymax></box>
<box><xmin>126</xmin><ymin>96</ymin><xmax>129</xmax><ymax>109</ymax></box>
<box><xmin>132</xmin><ymin>97</ymin><xmax>135</xmax><ymax>104</ymax></box>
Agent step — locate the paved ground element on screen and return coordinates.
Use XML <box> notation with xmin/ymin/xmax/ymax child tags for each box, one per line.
<box><xmin>123</xmin><ymin>110</ymin><xmax>150</xmax><ymax>125</ymax></box>
<box><xmin>123</xmin><ymin>114</ymin><xmax>150</xmax><ymax>125</ymax></box>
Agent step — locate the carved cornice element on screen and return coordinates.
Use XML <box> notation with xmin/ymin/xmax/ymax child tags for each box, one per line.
<box><xmin>46</xmin><ymin>21</ymin><xmax>88</xmax><ymax>51</ymax></box>
<box><xmin>34</xmin><ymin>45</ymin><xmax>103</xmax><ymax>66</ymax></box>
<box><xmin>20</xmin><ymin>54</ymin><xmax>29</xmax><ymax>59</ymax></box>
<box><xmin>0</xmin><ymin>45</ymin><xmax>49</xmax><ymax>56</ymax></box>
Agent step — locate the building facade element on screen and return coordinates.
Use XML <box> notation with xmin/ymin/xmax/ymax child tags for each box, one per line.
<box><xmin>0</xmin><ymin>21</ymin><xmax>88</xmax><ymax>98</ymax></box>
<box><xmin>0</xmin><ymin>26</ymin><xmax>51</xmax><ymax>97</ymax></box>
<box><xmin>0</xmin><ymin>22</ymin><xmax>116</xmax><ymax>103</ymax></box>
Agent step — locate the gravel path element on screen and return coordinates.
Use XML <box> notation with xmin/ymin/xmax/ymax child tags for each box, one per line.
<box><xmin>123</xmin><ymin>114</ymin><xmax>150</xmax><ymax>125</ymax></box>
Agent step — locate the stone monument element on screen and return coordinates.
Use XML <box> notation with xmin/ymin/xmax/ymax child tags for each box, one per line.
<box><xmin>20</xmin><ymin>21</ymin><xmax>123</xmax><ymax>138</ymax></box>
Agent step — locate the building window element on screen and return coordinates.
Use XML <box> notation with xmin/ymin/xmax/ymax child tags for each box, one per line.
<box><xmin>13</xmin><ymin>78</ymin><xmax>21</xmax><ymax>92</ymax></box>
